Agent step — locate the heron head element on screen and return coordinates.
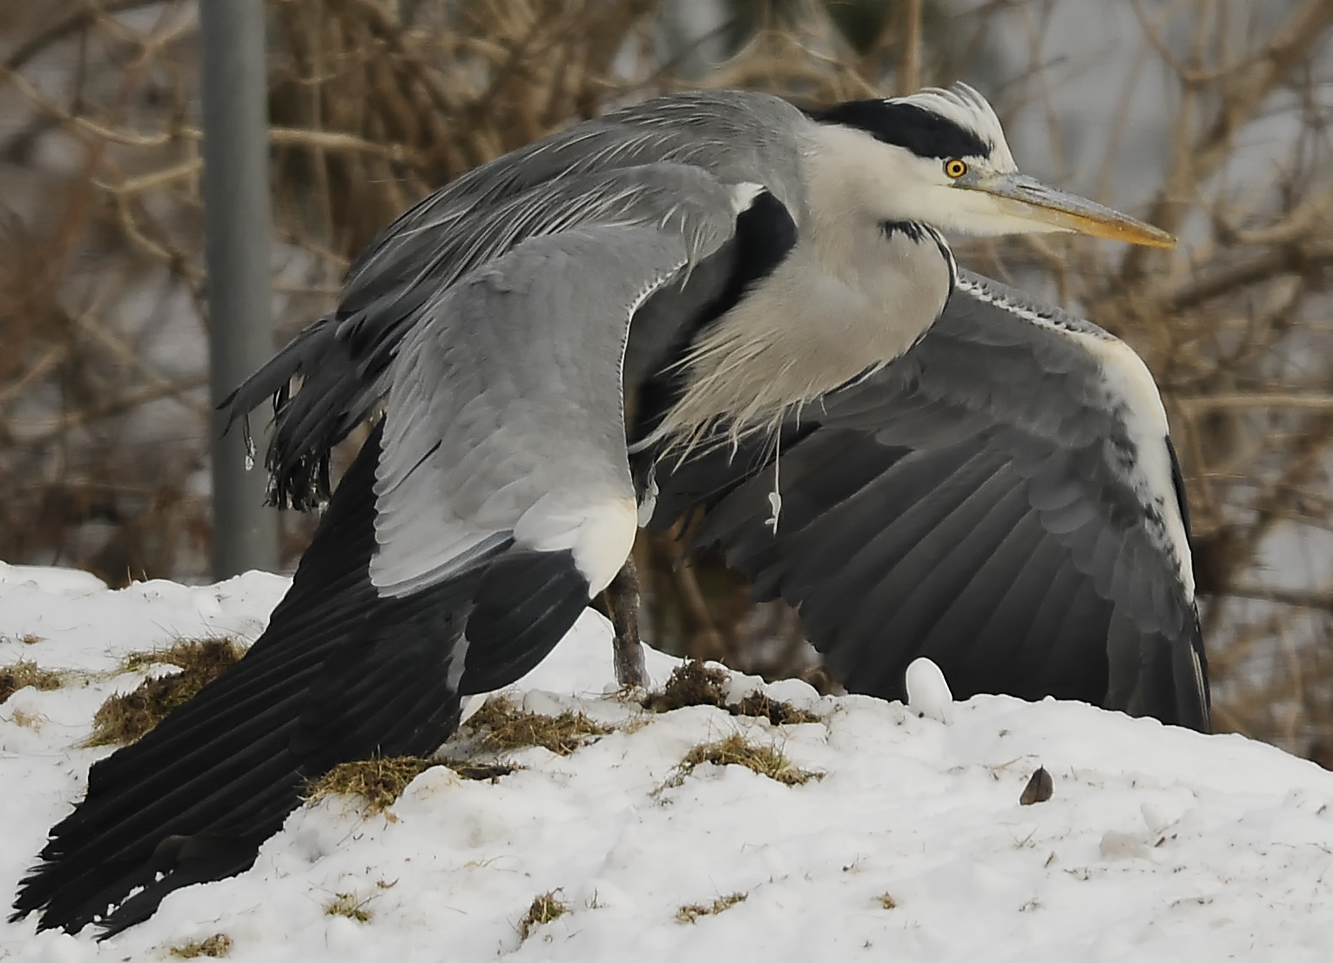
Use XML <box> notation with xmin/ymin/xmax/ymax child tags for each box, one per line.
<box><xmin>810</xmin><ymin>84</ymin><xmax>1174</xmax><ymax>248</ymax></box>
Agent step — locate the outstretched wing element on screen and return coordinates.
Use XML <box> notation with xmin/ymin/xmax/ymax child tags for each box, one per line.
<box><xmin>653</xmin><ymin>270</ymin><xmax>1209</xmax><ymax>731</ymax></box>
<box><xmin>15</xmin><ymin>171</ymin><xmax>761</xmax><ymax>935</ymax></box>
<box><xmin>223</xmin><ymin>91</ymin><xmax>809</xmax><ymax>510</ymax></box>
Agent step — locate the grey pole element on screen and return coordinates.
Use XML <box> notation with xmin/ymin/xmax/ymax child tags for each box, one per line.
<box><xmin>201</xmin><ymin>0</ymin><xmax>279</xmax><ymax>577</ymax></box>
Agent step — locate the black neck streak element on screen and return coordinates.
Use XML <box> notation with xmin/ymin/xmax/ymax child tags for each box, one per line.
<box><xmin>627</xmin><ymin>189</ymin><xmax>798</xmax><ymax>461</ymax></box>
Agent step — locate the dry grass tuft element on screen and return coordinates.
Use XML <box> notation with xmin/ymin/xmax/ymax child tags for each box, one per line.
<box><xmin>440</xmin><ymin>758</ymin><xmax>521</xmax><ymax>782</ymax></box>
<box><xmin>731</xmin><ymin>691</ymin><xmax>821</xmax><ymax>726</ymax></box>
<box><xmin>518</xmin><ymin>890</ymin><xmax>569</xmax><ymax>943</ymax></box>
<box><xmin>169</xmin><ymin>933</ymin><xmax>233</xmax><ymax>958</ymax></box>
<box><xmin>1</xmin><ymin>634</ymin><xmax>45</xmax><ymax>646</ymax></box>
<box><xmin>643</xmin><ymin>661</ymin><xmax>729</xmax><ymax>712</ymax></box>
<box><xmin>86</xmin><ymin>638</ymin><xmax>244</xmax><ymax>745</ymax></box>
<box><xmin>466</xmin><ymin>697</ymin><xmax>610</xmax><ymax>756</ymax></box>
<box><xmin>304</xmin><ymin>756</ymin><xmax>438</xmax><ymax>814</ymax></box>
<box><xmin>0</xmin><ymin>659</ymin><xmax>62</xmax><ymax>703</ymax></box>
<box><xmin>325</xmin><ymin>893</ymin><xmax>373</xmax><ymax>923</ymax></box>
<box><xmin>663</xmin><ymin>733</ymin><xmax>822</xmax><ymax>790</ymax></box>
<box><xmin>643</xmin><ymin>662</ymin><xmax>820</xmax><ymax>724</ymax></box>
<box><xmin>877</xmin><ymin>892</ymin><xmax>897</xmax><ymax>910</ymax></box>
<box><xmin>121</xmin><ymin>638</ymin><xmax>245</xmax><ymax>675</ymax></box>
<box><xmin>676</xmin><ymin>891</ymin><xmax>747</xmax><ymax>923</ymax></box>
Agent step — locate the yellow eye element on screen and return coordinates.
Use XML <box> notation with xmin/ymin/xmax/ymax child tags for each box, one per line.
<box><xmin>944</xmin><ymin>159</ymin><xmax>967</xmax><ymax>179</ymax></box>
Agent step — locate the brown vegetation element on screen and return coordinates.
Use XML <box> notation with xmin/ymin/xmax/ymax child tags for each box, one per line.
<box><xmin>664</xmin><ymin>732</ymin><xmax>822</xmax><ymax>789</ymax></box>
<box><xmin>0</xmin><ymin>659</ymin><xmax>62</xmax><ymax>703</ymax></box>
<box><xmin>676</xmin><ymin>891</ymin><xmax>747</xmax><ymax>923</ymax></box>
<box><xmin>87</xmin><ymin>637</ymin><xmax>242</xmax><ymax>744</ymax></box>
<box><xmin>303</xmin><ymin>754</ymin><xmax>439</xmax><ymax>814</ymax></box>
<box><xmin>169</xmin><ymin>933</ymin><xmax>232</xmax><ymax>958</ymax></box>
<box><xmin>517</xmin><ymin>889</ymin><xmax>569</xmax><ymax>943</ymax></box>
<box><xmin>464</xmin><ymin>696</ymin><xmax>611</xmax><ymax>756</ymax></box>
<box><xmin>645</xmin><ymin>660</ymin><xmax>821</xmax><ymax>723</ymax></box>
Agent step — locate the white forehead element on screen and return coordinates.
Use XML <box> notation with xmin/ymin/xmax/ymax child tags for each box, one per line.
<box><xmin>891</xmin><ymin>82</ymin><xmax>1017</xmax><ymax>171</ymax></box>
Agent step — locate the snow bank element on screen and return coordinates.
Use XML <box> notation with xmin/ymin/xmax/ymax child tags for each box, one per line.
<box><xmin>2</xmin><ymin>561</ymin><xmax>1332</xmax><ymax>962</ymax></box>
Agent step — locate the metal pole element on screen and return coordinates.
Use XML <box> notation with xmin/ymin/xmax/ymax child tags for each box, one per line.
<box><xmin>201</xmin><ymin>0</ymin><xmax>278</xmax><ymax>577</ymax></box>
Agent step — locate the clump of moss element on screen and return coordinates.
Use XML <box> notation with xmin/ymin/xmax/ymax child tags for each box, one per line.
<box><xmin>676</xmin><ymin>891</ymin><xmax>747</xmax><ymax>923</ymax></box>
<box><xmin>731</xmin><ymin>691</ymin><xmax>820</xmax><ymax>726</ymax></box>
<box><xmin>304</xmin><ymin>756</ymin><xmax>438</xmax><ymax>814</ymax></box>
<box><xmin>643</xmin><ymin>661</ymin><xmax>729</xmax><ymax>712</ymax></box>
<box><xmin>325</xmin><ymin>892</ymin><xmax>373</xmax><ymax>922</ymax></box>
<box><xmin>0</xmin><ymin>660</ymin><xmax>63</xmax><ymax>704</ymax></box>
<box><xmin>663</xmin><ymin>733</ymin><xmax>822</xmax><ymax>790</ymax></box>
<box><xmin>466</xmin><ymin>697</ymin><xmax>610</xmax><ymax>756</ymax></box>
<box><xmin>518</xmin><ymin>890</ymin><xmax>569</xmax><ymax>942</ymax></box>
<box><xmin>169</xmin><ymin>933</ymin><xmax>232</xmax><ymax>958</ymax></box>
<box><xmin>86</xmin><ymin>638</ymin><xmax>244</xmax><ymax>745</ymax></box>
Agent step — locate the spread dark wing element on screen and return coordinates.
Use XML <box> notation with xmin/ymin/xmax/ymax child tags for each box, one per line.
<box><xmin>651</xmin><ymin>270</ymin><xmax>1209</xmax><ymax>732</ymax></box>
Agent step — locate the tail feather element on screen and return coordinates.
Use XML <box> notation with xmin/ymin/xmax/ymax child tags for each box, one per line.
<box><xmin>12</xmin><ymin>421</ymin><xmax>594</xmax><ymax>935</ymax></box>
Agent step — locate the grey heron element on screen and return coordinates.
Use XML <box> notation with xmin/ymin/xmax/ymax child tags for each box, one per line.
<box><xmin>13</xmin><ymin>85</ymin><xmax>1185</xmax><ymax>935</ymax></box>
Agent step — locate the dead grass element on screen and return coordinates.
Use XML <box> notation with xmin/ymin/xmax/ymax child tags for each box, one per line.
<box><xmin>877</xmin><ymin>893</ymin><xmax>897</xmax><ymax>910</ymax></box>
<box><xmin>662</xmin><ymin>733</ymin><xmax>822</xmax><ymax>791</ymax></box>
<box><xmin>441</xmin><ymin>758</ymin><xmax>521</xmax><ymax>782</ymax></box>
<box><xmin>0</xmin><ymin>634</ymin><xmax>44</xmax><ymax>646</ymax></box>
<box><xmin>643</xmin><ymin>661</ymin><xmax>729</xmax><ymax>711</ymax></box>
<box><xmin>324</xmin><ymin>893</ymin><xmax>373</xmax><ymax>923</ymax></box>
<box><xmin>466</xmin><ymin>697</ymin><xmax>610</xmax><ymax>756</ymax></box>
<box><xmin>0</xmin><ymin>659</ymin><xmax>62</xmax><ymax>703</ymax></box>
<box><xmin>644</xmin><ymin>662</ymin><xmax>821</xmax><ymax>726</ymax></box>
<box><xmin>86</xmin><ymin>638</ymin><xmax>243</xmax><ymax>745</ymax></box>
<box><xmin>304</xmin><ymin>756</ymin><xmax>438</xmax><ymax>815</ymax></box>
<box><xmin>731</xmin><ymin>691</ymin><xmax>821</xmax><ymax>726</ymax></box>
<box><xmin>120</xmin><ymin>638</ymin><xmax>245</xmax><ymax>674</ymax></box>
<box><xmin>169</xmin><ymin>934</ymin><xmax>232</xmax><ymax>958</ymax></box>
<box><xmin>676</xmin><ymin>891</ymin><xmax>747</xmax><ymax>923</ymax></box>
<box><xmin>518</xmin><ymin>890</ymin><xmax>569</xmax><ymax>943</ymax></box>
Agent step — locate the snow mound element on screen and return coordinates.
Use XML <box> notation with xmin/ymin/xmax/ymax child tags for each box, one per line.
<box><xmin>2</xmin><ymin>564</ymin><xmax>1332</xmax><ymax>962</ymax></box>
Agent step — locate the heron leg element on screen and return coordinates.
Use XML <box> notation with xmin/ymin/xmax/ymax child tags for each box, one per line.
<box><xmin>600</xmin><ymin>558</ymin><xmax>647</xmax><ymax>688</ymax></box>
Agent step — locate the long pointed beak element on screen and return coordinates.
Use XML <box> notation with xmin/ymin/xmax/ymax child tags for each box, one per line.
<box><xmin>962</xmin><ymin>173</ymin><xmax>1175</xmax><ymax>248</ymax></box>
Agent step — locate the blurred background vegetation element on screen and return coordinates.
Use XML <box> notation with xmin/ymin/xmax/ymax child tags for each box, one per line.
<box><xmin>2</xmin><ymin>0</ymin><xmax>1332</xmax><ymax>760</ymax></box>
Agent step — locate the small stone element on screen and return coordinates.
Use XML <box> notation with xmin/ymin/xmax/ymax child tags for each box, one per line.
<box><xmin>1020</xmin><ymin>766</ymin><xmax>1054</xmax><ymax>805</ymax></box>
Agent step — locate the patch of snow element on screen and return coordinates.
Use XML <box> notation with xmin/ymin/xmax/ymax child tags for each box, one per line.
<box><xmin>1</xmin><ymin>563</ymin><xmax>1332</xmax><ymax>962</ymax></box>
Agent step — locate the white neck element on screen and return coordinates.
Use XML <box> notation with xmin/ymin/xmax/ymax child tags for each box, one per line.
<box><xmin>646</xmin><ymin>124</ymin><xmax>956</xmax><ymax>455</ymax></box>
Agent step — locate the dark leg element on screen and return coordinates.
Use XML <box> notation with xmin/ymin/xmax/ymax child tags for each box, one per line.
<box><xmin>600</xmin><ymin>557</ymin><xmax>646</xmax><ymax>688</ymax></box>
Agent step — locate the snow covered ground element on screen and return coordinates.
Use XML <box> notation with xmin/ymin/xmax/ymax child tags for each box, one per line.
<box><xmin>2</xmin><ymin>561</ymin><xmax>1333</xmax><ymax>962</ymax></box>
